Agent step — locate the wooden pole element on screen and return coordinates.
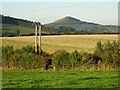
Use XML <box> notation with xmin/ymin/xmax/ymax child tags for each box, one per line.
<box><xmin>35</xmin><ymin>23</ymin><xmax>38</xmax><ymax>53</ymax></box>
<box><xmin>38</xmin><ymin>22</ymin><xmax>42</xmax><ymax>54</ymax></box>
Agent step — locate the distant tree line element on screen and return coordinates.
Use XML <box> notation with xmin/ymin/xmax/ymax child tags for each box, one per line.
<box><xmin>2</xmin><ymin>29</ymin><xmax>21</xmax><ymax>37</ymax></box>
<box><xmin>2</xmin><ymin>31</ymin><xmax>118</xmax><ymax>37</ymax></box>
<box><xmin>2</xmin><ymin>40</ymin><xmax>119</xmax><ymax>71</ymax></box>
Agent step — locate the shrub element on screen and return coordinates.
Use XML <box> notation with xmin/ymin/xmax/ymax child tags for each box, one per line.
<box><xmin>2</xmin><ymin>46</ymin><xmax>14</xmax><ymax>61</ymax></box>
<box><xmin>2</xmin><ymin>40</ymin><xmax>119</xmax><ymax>70</ymax></box>
<box><xmin>20</xmin><ymin>46</ymin><xmax>34</xmax><ymax>53</ymax></box>
<box><xmin>19</xmin><ymin>53</ymin><xmax>36</xmax><ymax>69</ymax></box>
<box><xmin>70</xmin><ymin>50</ymin><xmax>82</xmax><ymax>67</ymax></box>
<box><xmin>81</xmin><ymin>52</ymin><xmax>93</xmax><ymax>65</ymax></box>
<box><xmin>34</xmin><ymin>54</ymin><xmax>46</xmax><ymax>69</ymax></box>
<box><xmin>94</xmin><ymin>40</ymin><xmax>119</xmax><ymax>69</ymax></box>
<box><xmin>52</xmin><ymin>50</ymin><xmax>70</xmax><ymax>70</ymax></box>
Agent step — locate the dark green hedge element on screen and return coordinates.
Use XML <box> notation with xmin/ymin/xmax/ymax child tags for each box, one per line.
<box><xmin>2</xmin><ymin>40</ymin><xmax>119</xmax><ymax>70</ymax></box>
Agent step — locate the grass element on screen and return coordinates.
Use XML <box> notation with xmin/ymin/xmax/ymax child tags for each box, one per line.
<box><xmin>2</xmin><ymin>24</ymin><xmax>49</xmax><ymax>35</ymax></box>
<box><xmin>1</xmin><ymin>35</ymin><xmax>118</xmax><ymax>53</ymax></box>
<box><xmin>2</xmin><ymin>24</ymin><xmax>34</xmax><ymax>34</ymax></box>
<box><xmin>2</xmin><ymin>70</ymin><xmax>119</xmax><ymax>88</ymax></box>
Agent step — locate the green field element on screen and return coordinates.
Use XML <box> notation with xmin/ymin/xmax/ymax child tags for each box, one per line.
<box><xmin>2</xmin><ymin>70</ymin><xmax>119</xmax><ymax>88</ymax></box>
<box><xmin>2</xmin><ymin>24</ymin><xmax>48</xmax><ymax>35</ymax></box>
<box><xmin>1</xmin><ymin>35</ymin><xmax>118</xmax><ymax>53</ymax></box>
<box><xmin>2</xmin><ymin>24</ymin><xmax>34</xmax><ymax>35</ymax></box>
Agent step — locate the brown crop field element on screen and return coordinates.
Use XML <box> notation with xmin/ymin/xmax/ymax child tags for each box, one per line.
<box><xmin>1</xmin><ymin>34</ymin><xmax>118</xmax><ymax>53</ymax></box>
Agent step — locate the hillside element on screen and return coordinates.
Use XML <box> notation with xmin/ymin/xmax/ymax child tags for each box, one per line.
<box><xmin>2</xmin><ymin>24</ymin><xmax>34</xmax><ymax>36</ymax></box>
<box><xmin>45</xmin><ymin>16</ymin><xmax>118</xmax><ymax>34</ymax></box>
<box><xmin>1</xmin><ymin>15</ymin><xmax>34</xmax><ymax>28</ymax></box>
<box><xmin>1</xmin><ymin>15</ymin><xmax>118</xmax><ymax>36</ymax></box>
<box><xmin>0</xmin><ymin>15</ymin><xmax>34</xmax><ymax>36</ymax></box>
<box><xmin>0</xmin><ymin>15</ymin><xmax>54</xmax><ymax>36</ymax></box>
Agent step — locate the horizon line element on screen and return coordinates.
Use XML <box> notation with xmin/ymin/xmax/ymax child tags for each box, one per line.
<box><xmin>1</xmin><ymin>14</ymin><xmax>118</xmax><ymax>26</ymax></box>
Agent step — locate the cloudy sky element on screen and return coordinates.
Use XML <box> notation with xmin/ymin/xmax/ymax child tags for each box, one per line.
<box><xmin>1</xmin><ymin>0</ymin><xmax>118</xmax><ymax>25</ymax></box>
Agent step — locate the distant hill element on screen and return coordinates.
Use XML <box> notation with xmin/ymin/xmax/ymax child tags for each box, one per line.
<box><xmin>1</xmin><ymin>15</ymin><xmax>118</xmax><ymax>36</ymax></box>
<box><xmin>0</xmin><ymin>15</ymin><xmax>34</xmax><ymax>36</ymax></box>
<box><xmin>53</xmin><ymin>16</ymin><xmax>83</xmax><ymax>24</ymax></box>
<box><xmin>45</xmin><ymin>16</ymin><xmax>118</xmax><ymax>34</ymax></box>
<box><xmin>1</xmin><ymin>15</ymin><xmax>34</xmax><ymax>28</ymax></box>
<box><xmin>51</xmin><ymin>16</ymin><xmax>98</xmax><ymax>25</ymax></box>
<box><xmin>0</xmin><ymin>15</ymin><xmax>53</xmax><ymax>36</ymax></box>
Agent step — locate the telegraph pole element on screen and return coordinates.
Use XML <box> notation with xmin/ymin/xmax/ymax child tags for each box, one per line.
<box><xmin>34</xmin><ymin>22</ymin><xmax>42</xmax><ymax>54</ymax></box>
<box><xmin>38</xmin><ymin>22</ymin><xmax>42</xmax><ymax>54</ymax></box>
<box><xmin>35</xmin><ymin>22</ymin><xmax>38</xmax><ymax>53</ymax></box>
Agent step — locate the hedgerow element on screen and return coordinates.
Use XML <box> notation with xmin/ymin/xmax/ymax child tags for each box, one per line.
<box><xmin>2</xmin><ymin>40</ymin><xmax>119</xmax><ymax>70</ymax></box>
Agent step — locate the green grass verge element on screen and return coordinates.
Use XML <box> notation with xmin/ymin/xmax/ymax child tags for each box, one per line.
<box><xmin>2</xmin><ymin>70</ymin><xmax>119</xmax><ymax>88</ymax></box>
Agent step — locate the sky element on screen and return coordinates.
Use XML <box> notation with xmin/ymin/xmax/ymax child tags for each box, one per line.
<box><xmin>1</xmin><ymin>0</ymin><xmax>119</xmax><ymax>2</ymax></box>
<box><xmin>1</xmin><ymin>0</ymin><xmax>119</xmax><ymax>25</ymax></box>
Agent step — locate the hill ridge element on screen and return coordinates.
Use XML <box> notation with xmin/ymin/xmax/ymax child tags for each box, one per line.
<box><xmin>53</xmin><ymin>16</ymin><xmax>82</xmax><ymax>24</ymax></box>
<box><xmin>1</xmin><ymin>15</ymin><xmax>118</xmax><ymax>36</ymax></box>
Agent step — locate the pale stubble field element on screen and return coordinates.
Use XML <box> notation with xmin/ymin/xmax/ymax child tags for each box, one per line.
<box><xmin>1</xmin><ymin>34</ymin><xmax>118</xmax><ymax>53</ymax></box>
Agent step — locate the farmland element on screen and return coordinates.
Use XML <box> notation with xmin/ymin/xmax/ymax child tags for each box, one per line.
<box><xmin>2</xmin><ymin>70</ymin><xmax>119</xmax><ymax>88</ymax></box>
<box><xmin>1</xmin><ymin>34</ymin><xmax>118</xmax><ymax>53</ymax></box>
<box><xmin>1</xmin><ymin>34</ymin><xmax>119</xmax><ymax>89</ymax></box>
<box><xmin>2</xmin><ymin>24</ymin><xmax>34</xmax><ymax>35</ymax></box>
<box><xmin>1</xmin><ymin>3</ymin><xmax>119</xmax><ymax>89</ymax></box>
